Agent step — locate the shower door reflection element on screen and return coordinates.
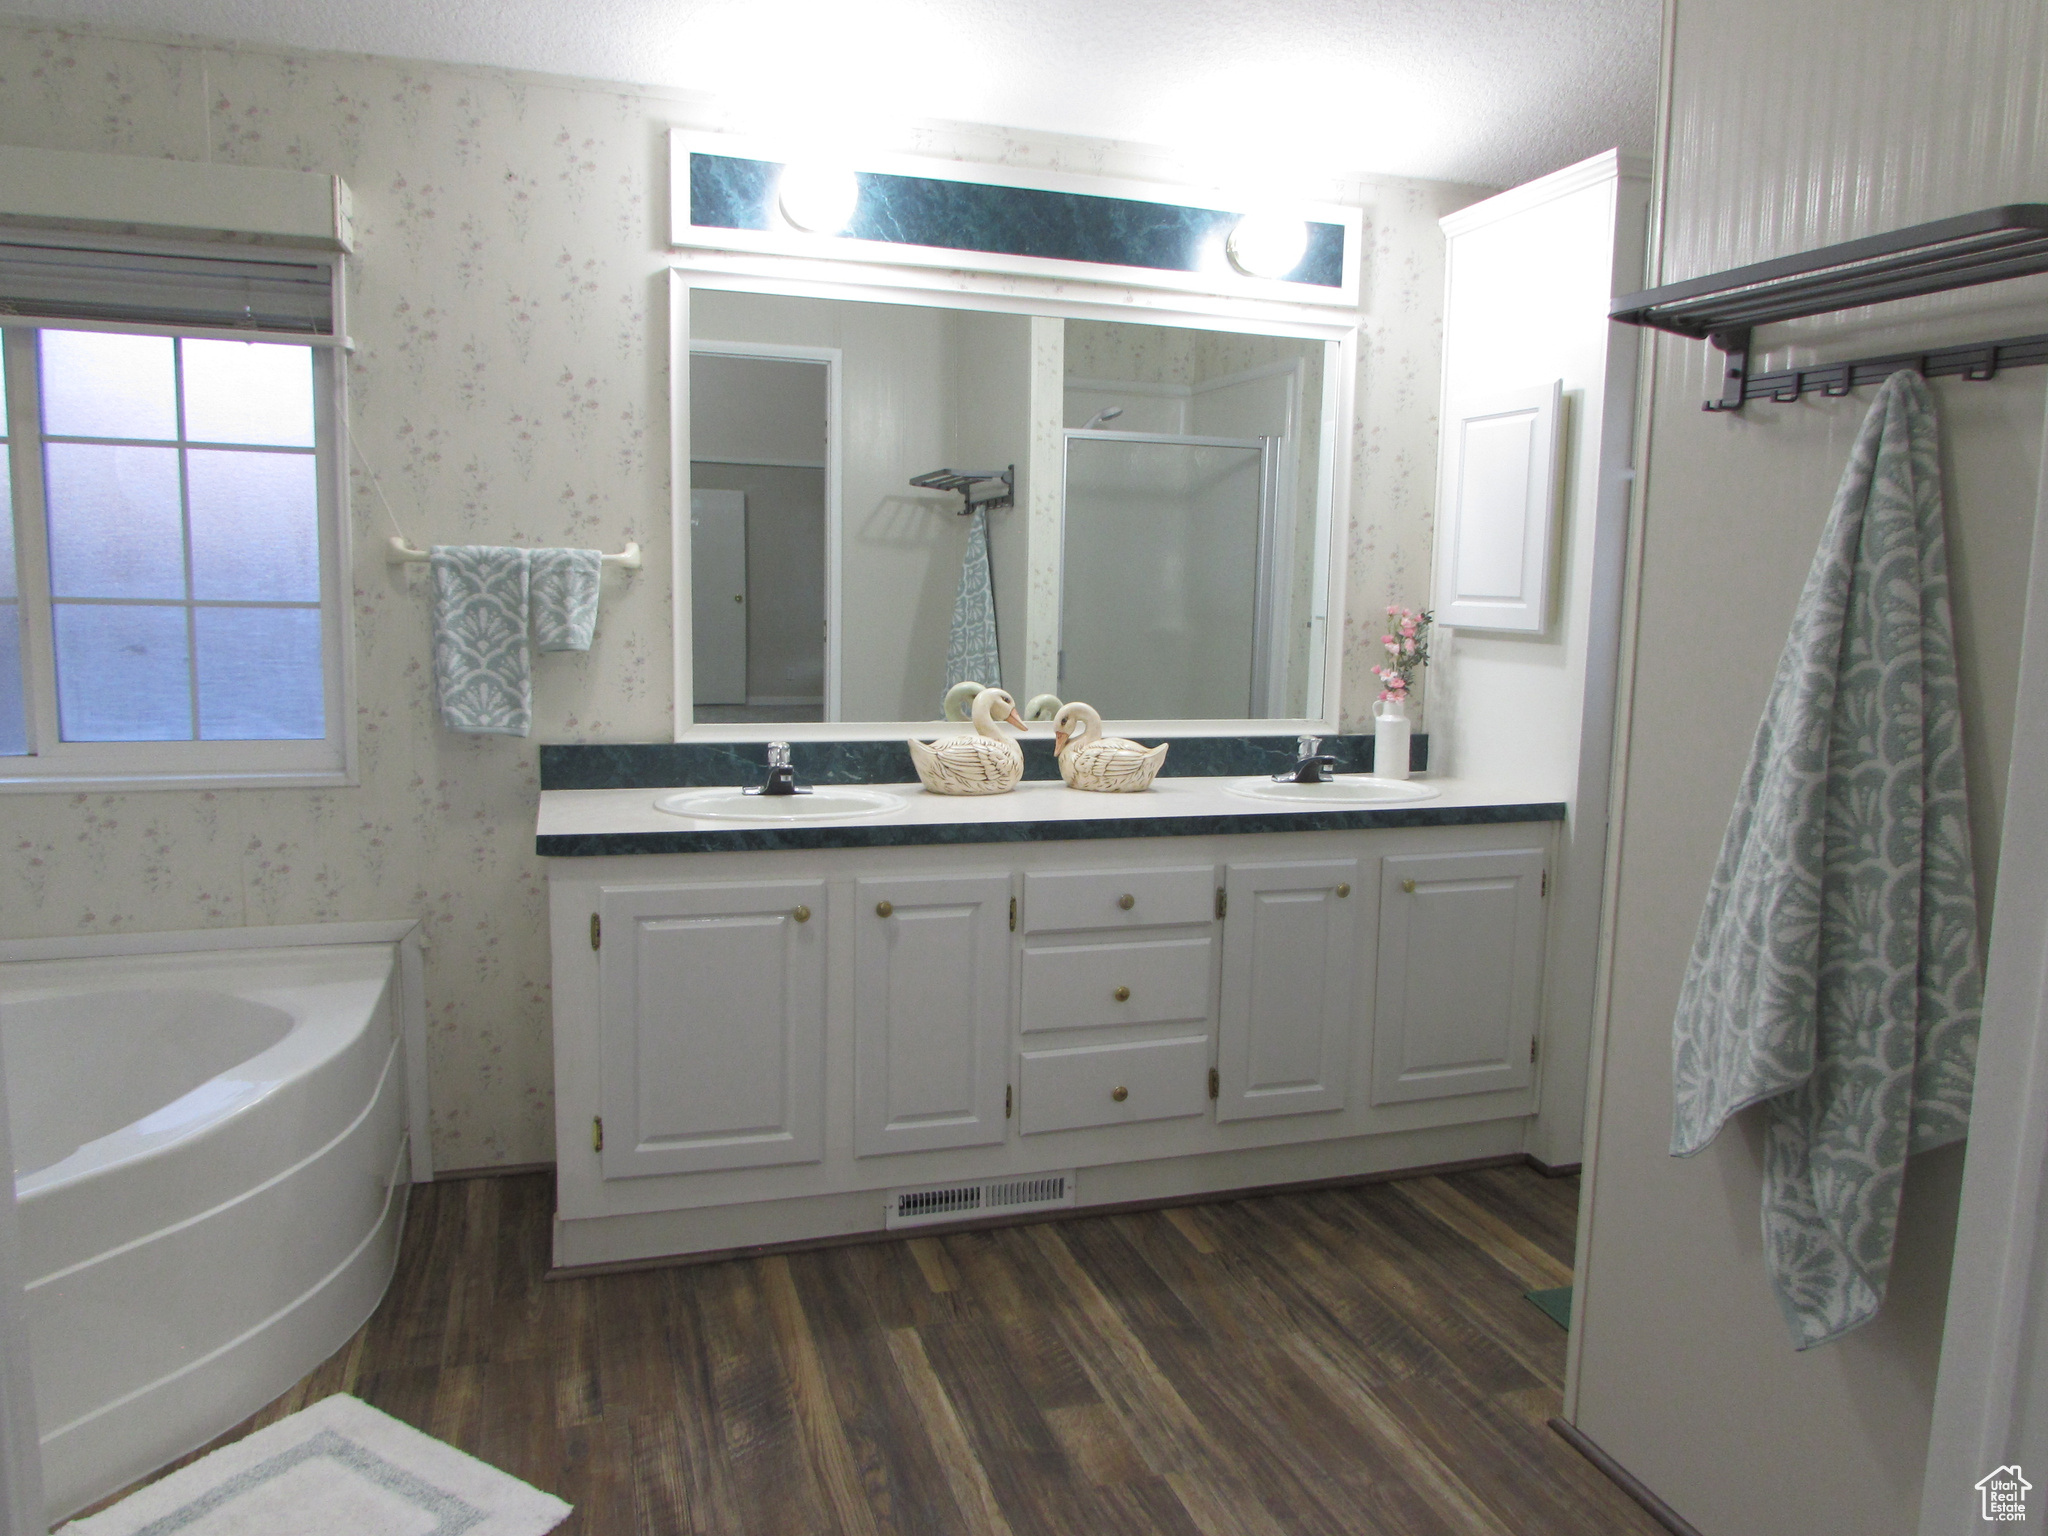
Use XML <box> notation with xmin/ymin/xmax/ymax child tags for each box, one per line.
<box><xmin>1059</xmin><ymin>432</ymin><xmax>1279</xmax><ymax>720</ymax></box>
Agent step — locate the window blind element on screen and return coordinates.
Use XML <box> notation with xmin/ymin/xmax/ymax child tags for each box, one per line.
<box><xmin>0</xmin><ymin>238</ymin><xmax>336</xmax><ymax>337</ymax></box>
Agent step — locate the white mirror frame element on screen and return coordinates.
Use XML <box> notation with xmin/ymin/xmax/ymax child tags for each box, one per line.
<box><xmin>667</xmin><ymin>257</ymin><xmax>1360</xmax><ymax>742</ymax></box>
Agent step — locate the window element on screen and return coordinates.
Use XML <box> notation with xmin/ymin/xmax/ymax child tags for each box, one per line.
<box><xmin>0</xmin><ymin>239</ymin><xmax>349</xmax><ymax>787</ymax></box>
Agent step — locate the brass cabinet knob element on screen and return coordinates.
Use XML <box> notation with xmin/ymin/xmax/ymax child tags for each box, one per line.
<box><xmin>1336</xmin><ymin>882</ymin><xmax>1351</xmax><ymax>898</ymax></box>
<box><xmin>1402</xmin><ymin>879</ymin><xmax>1417</xmax><ymax>895</ymax></box>
<box><xmin>1118</xmin><ymin>893</ymin><xmax>1136</xmax><ymax>910</ymax></box>
<box><xmin>876</xmin><ymin>900</ymin><xmax>893</xmax><ymax>918</ymax></box>
<box><xmin>1113</xmin><ymin>985</ymin><xmax>1131</xmax><ymax>1002</ymax></box>
<box><xmin>792</xmin><ymin>905</ymin><xmax>811</xmax><ymax>923</ymax></box>
<box><xmin>733</xmin><ymin>593</ymin><xmax>744</xmax><ymax>603</ymax></box>
<box><xmin>1111</xmin><ymin>1085</ymin><xmax>1129</xmax><ymax>1102</ymax></box>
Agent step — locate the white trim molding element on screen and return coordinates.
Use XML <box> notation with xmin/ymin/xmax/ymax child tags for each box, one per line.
<box><xmin>1920</xmin><ymin>388</ymin><xmax>2048</xmax><ymax>1533</ymax></box>
<box><xmin>668</xmin><ymin>263</ymin><xmax>1358</xmax><ymax>744</ymax></box>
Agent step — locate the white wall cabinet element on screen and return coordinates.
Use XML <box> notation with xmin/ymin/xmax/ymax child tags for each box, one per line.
<box><xmin>1371</xmin><ymin>848</ymin><xmax>1546</xmax><ymax>1105</ymax></box>
<box><xmin>596</xmin><ymin>878</ymin><xmax>826</xmax><ymax>1178</ymax></box>
<box><xmin>552</xmin><ymin>822</ymin><xmax>1554</xmax><ymax>1268</ymax></box>
<box><xmin>1428</xmin><ymin>150</ymin><xmax>1651</xmax><ymax>1171</ymax></box>
<box><xmin>853</xmin><ymin>872</ymin><xmax>1012</xmax><ymax>1157</ymax></box>
<box><xmin>1215</xmin><ymin>859</ymin><xmax>1360</xmax><ymax>1122</ymax></box>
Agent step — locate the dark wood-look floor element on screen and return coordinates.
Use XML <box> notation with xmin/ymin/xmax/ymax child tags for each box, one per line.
<box><xmin>100</xmin><ymin>1165</ymin><xmax>1663</xmax><ymax>1535</ymax></box>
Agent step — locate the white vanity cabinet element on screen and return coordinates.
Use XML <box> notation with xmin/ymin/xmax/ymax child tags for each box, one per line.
<box><xmin>547</xmin><ymin>817</ymin><xmax>1560</xmax><ymax>1270</ymax></box>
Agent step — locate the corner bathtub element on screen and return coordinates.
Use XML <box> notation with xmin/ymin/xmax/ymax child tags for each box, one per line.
<box><xmin>0</xmin><ymin>933</ymin><xmax>418</xmax><ymax>1521</ymax></box>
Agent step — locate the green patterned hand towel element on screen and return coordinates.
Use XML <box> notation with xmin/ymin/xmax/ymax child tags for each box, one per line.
<box><xmin>1670</xmin><ymin>370</ymin><xmax>1982</xmax><ymax>1349</ymax></box>
<box><xmin>432</xmin><ymin>546</ymin><xmax>603</xmax><ymax>735</ymax></box>
<box><xmin>531</xmin><ymin>547</ymin><xmax>602</xmax><ymax>652</ymax></box>
<box><xmin>432</xmin><ymin>545</ymin><xmax>533</xmax><ymax>735</ymax></box>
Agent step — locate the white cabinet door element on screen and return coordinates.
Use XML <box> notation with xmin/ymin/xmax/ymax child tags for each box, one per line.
<box><xmin>1433</xmin><ymin>381</ymin><xmax>1562</xmax><ymax>634</ymax></box>
<box><xmin>1372</xmin><ymin>848</ymin><xmax>1545</xmax><ymax>1104</ymax></box>
<box><xmin>1216</xmin><ymin>859</ymin><xmax>1361</xmax><ymax>1121</ymax></box>
<box><xmin>598</xmin><ymin>879</ymin><xmax>824</xmax><ymax>1177</ymax></box>
<box><xmin>854</xmin><ymin>873</ymin><xmax>1012</xmax><ymax>1157</ymax></box>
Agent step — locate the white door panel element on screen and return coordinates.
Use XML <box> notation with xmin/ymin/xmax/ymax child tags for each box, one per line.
<box><xmin>1434</xmin><ymin>381</ymin><xmax>1562</xmax><ymax>634</ymax></box>
<box><xmin>690</xmin><ymin>488</ymin><xmax>747</xmax><ymax>704</ymax></box>
<box><xmin>854</xmin><ymin>873</ymin><xmax>1012</xmax><ymax>1157</ymax></box>
<box><xmin>598</xmin><ymin>880</ymin><xmax>824</xmax><ymax>1176</ymax></box>
<box><xmin>1217</xmin><ymin>859</ymin><xmax>1360</xmax><ymax>1121</ymax></box>
<box><xmin>1372</xmin><ymin>848</ymin><xmax>1546</xmax><ymax>1104</ymax></box>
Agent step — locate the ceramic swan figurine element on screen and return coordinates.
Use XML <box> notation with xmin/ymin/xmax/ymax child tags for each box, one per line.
<box><xmin>1052</xmin><ymin>701</ymin><xmax>1168</xmax><ymax>792</ymax></box>
<box><xmin>943</xmin><ymin>681</ymin><xmax>1061</xmax><ymax>724</ymax></box>
<box><xmin>942</xmin><ymin>684</ymin><xmax>1064</xmax><ymax>724</ymax></box>
<box><xmin>942</xmin><ymin>680</ymin><xmax>985</xmax><ymax>721</ymax></box>
<box><xmin>910</xmin><ymin>687</ymin><xmax>1029</xmax><ymax>794</ymax></box>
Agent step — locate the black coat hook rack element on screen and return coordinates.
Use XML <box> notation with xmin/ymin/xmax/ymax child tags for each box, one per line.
<box><xmin>1610</xmin><ymin>204</ymin><xmax>2048</xmax><ymax>410</ymax></box>
<box><xmin>909</xmin><ymin>465</ymin><xmax>1014</xmax><ymax>514</ymax></box>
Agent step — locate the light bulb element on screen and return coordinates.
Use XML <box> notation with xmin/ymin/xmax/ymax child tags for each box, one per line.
<box><xmin>777</xmin><ymin>164</ymin><xmax>862</xmax><ymax>234</ymax></box>
<box><xmin>1226</xmin><ymin>213</ymin><xmax>1311</xmax><ymax>279</ymax></box>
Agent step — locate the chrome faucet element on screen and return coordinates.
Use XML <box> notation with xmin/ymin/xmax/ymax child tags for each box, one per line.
<box><xmin>1276</xmin><ymin>734</ymin><xmax>1337</xmax><ymax>784</ymax></box>
<box><xmin>748</xmin><ymin>741</ymin><xmax>810</xmax><ymax>797</ymax></box>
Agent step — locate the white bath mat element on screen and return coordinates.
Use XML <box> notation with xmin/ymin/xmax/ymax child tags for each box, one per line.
<box><xmin>59</xmin><ymin>1395</ymin><xmax>572</xmax><ymax>1536</ymax></box>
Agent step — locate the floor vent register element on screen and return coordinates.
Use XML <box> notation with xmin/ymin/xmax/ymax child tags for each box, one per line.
<box><xmin>885</xmin><ymin>1173</ymin><xmax>1076</xmax><ymax>1230</ymax></box>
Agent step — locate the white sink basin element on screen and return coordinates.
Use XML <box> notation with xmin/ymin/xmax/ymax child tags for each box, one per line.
<box><xmin>653</xmin><ymin>786</ymin><xmax>907</xmax><ymax>822</ymax></box>
<box><xmin>1224</xmin><ymin>774</ymin><xmax>1441</xmax><ymax>806</ymax></box>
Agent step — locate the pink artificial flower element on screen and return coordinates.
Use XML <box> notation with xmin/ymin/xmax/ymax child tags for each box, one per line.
<box><xmin>1404</xmin><ymin>638</ymin><xmax>1416</xmax><ymax>654</ymax></box>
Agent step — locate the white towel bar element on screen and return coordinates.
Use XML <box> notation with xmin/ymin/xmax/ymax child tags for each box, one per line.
<box><xmin>384</xmin><ymin>536</ymin><xmax>642</xmax><ymax>571</ymax></box>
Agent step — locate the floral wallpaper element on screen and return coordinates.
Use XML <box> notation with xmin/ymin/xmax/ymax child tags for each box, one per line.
<box><xmin>0</xmin><ymin>20</ymin><xmax>1484</xmax><ymax>1168</ymax></box>
<box><xmin>1338</xmin><ymin>172</ymin><xmax>1486</xmax><ymax>726</ymax></box>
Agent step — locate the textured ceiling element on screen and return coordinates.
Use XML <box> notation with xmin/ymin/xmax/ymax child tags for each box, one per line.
<box><xmin>4</xmin><ymin>0</ymin><xmax>1662</xmax><ymax>189</ymax></box>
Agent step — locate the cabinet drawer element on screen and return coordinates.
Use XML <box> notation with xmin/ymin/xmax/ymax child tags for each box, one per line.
<box><xmin>1019</xmin><ymin>1035</ymin><xmax>1211</xmax><ymax>1134</ymax></box>
<box><xmin>1023</xmin><ymin>866</ymin><xmax>1215</xmax><ymax>933</ymax></box>
<box><xmin>1021</xmin><ymin>936</ymin><xmax>1214</xmax><ymax>1034</ymax></box>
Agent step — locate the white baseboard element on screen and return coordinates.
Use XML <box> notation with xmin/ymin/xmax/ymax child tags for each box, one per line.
<box><xmin>549</xmin><ymin>1119</ymin><xmax>1525</xmax><ymax>1270</ymax></box>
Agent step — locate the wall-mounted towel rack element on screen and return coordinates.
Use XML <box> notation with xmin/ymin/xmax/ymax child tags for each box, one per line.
<box><xmin>1610</xmin><ymin>204</ymin><xmax>2048</xmax><ymax>411</ymax></box>
<box><xmin>385</xmin><ymin>536</ymin><xmax>643</xmax><ymax>570</ymax></box>
<box><xmin>910</xmin><ymin>465</ymin><xmax>1014</xmax><ymax>514</ymax></box>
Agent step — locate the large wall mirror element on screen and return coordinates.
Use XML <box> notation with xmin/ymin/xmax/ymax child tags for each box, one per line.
<box><xmin>682</xmin><ymin>283</ymin><xmax>1344</xmax><ymax>729</ymax></box>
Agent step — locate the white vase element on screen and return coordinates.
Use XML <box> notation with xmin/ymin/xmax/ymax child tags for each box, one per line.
<box><xmin>1373</xmin><ymin>698</ymin><xmax>1412</xmax><ymax>780</ymax></box>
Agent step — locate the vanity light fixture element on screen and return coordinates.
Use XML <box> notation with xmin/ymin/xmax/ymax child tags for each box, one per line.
<box><xmin>677</xmin><ymin>132</ymin><xmax>1363</xmax><ymax>304</ymax></box>
<box><xmin>777</xmin><ymin>163</ymin><xmax>862</xmax><ymax>233</ymax></box>
<box><xmin>1226</xmin><ymin>212</ymin><xmax>1312</xmax><ymax>279</ymax></box>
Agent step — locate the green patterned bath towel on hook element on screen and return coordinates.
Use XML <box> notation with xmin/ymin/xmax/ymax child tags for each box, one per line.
<box><xmin>947</xmin><ymin>506</ymin><xmax>1002</xmax><ymax>693</ymax></box>
<box><xmin>1670</xmin><ymin>369</ymin><xmax>1983</xmax><ymax>1350</ymax></box>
